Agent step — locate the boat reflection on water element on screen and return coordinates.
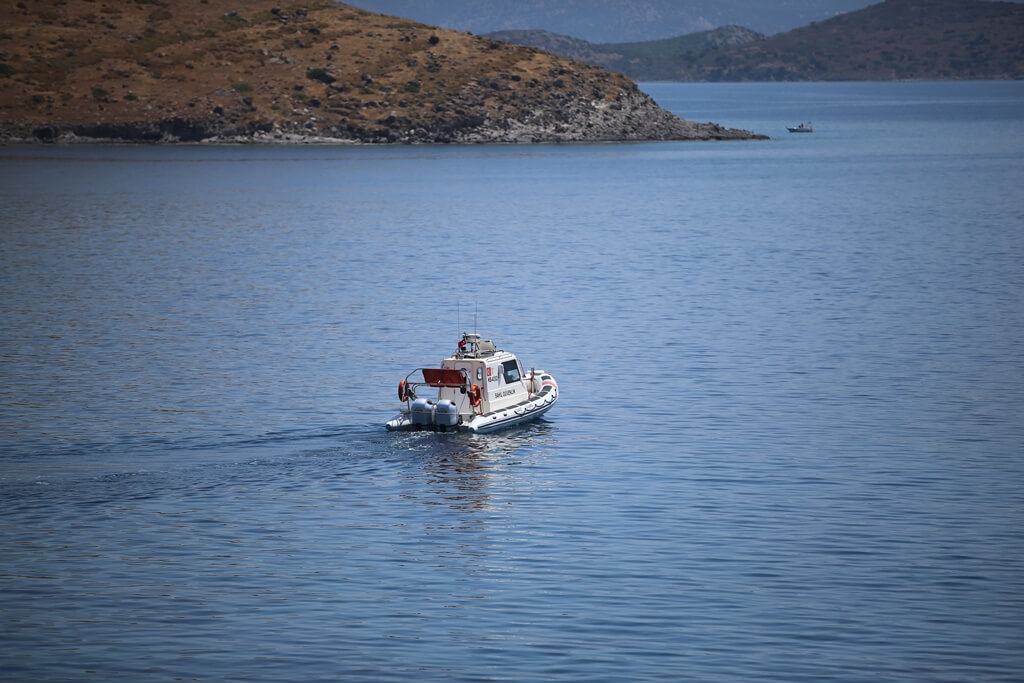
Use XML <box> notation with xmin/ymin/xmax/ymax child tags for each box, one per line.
<box><xmin>389</xmin><ymin>421</ymin><xmax>558</xmax><ymax>512</ymax></box>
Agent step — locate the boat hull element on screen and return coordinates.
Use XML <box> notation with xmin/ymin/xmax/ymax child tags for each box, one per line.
<box><xmin>386</xmin><ymin>375</ymin><xmax>558</xmax><ymax>434</ymax></box>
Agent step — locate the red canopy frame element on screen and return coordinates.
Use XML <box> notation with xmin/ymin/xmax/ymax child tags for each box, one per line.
<box><xmin>421</xmin><ymin>368</ymin><xmax>468</xmax><ymax>388</ymax></box>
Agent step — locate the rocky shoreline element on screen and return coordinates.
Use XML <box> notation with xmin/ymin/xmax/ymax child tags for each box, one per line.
<box><xmin>1</xmin><ymin>88</ymin><xmax>763</xmax><ymax>145</ymax></box>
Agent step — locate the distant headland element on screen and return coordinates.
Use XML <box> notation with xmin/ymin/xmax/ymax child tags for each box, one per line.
<box><xmin>0</xmin><ymin>1</ymin><xmax>766</xmax><ymax>144</ymax></box>
<box><xmin>484</xmin><ymin>0</ymin><xmax>1024</xmax><ymax>82</ymax></box>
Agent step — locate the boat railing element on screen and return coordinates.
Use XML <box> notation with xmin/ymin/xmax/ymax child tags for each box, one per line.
<box><xmin>399</xmin><ymin>367</ymin><xmax>470</xmax><ymax>403</ymax></box>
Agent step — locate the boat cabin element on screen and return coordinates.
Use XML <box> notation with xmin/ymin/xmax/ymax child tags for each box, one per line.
<box><xmin>436</xmin><ymin>334</ymin><xmax>528</xmax><ymax>415</ymax></box>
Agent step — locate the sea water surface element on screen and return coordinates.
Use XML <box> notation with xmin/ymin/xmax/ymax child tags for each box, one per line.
<box><xmin>1</xmin><ymin>82</ymin><xmax>1023</xmax><ymax>681</ymax></box>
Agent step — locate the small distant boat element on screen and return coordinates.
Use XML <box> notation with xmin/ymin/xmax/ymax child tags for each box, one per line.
<box><xmin>787</xmin><ymin>121</ymin><xmax>813</xmax><ymax>133</ymax></box>
<box><xmin>385</xmin><ymin>333</ymin><xmax>558</xmax><ymax>433</ymax></box>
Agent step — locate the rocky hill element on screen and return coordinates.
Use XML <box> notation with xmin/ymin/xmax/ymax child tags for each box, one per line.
<box><xmin>663</xmin><ymin>0</ymin><xmax>1024</xmax><ymax>81</ymax></box>
<box><xmin>0</xmin><ymin>0</ymin><xmax>765</xmax><ymax>144</ymax></box>
<box><xmin>486</xmin><ymin>27</ymin><xmax>765</xmax><ymax>82</ymax></box>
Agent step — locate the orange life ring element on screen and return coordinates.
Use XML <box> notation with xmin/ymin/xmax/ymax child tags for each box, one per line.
<box><xmin>468</xmin><ymin>384</ymin><xmax>482</xmax><ymax>407</ymax></box>
<box><xmin>398</xmin><ymin>379</ymin><xmax>409</xmax><ymax>402</ymax></box>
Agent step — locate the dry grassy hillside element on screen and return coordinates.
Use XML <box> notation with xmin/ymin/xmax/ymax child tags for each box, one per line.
<box><xmin>0</xmin><ymin>0</ymin><xmax>763</xmax><ymax>143</ymax></box>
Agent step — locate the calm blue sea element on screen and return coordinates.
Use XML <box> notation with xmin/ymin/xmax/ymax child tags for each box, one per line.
<box><xmin>2</xmin><ymin>81</ymin><xmax>1023</xmax><ymax>681</ymax></box>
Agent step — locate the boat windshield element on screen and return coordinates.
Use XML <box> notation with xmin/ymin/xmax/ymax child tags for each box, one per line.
<box><xmin>502</xmin><ymin>360</ymin><xmax>521</xmax><ymax>383</ymax></box>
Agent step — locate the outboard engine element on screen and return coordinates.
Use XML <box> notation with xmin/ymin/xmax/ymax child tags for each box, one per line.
<box><xmin>411</xmin><ymin>398</ymin><xmax>435</xmax><ymax>428</ymax></box>
<box><xmin>434</xmin><ymin>400</ymin><xmax>458</xmax><ymax>431</ymax></box>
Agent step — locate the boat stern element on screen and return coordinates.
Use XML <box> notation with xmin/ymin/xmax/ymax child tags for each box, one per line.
<box><xmin>385</xmin><ymin>414</ymin><xmax>412</xmax><ymax>431</ymax></box>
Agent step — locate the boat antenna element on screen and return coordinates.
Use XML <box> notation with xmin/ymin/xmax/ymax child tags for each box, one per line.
<box><xmin>474</xmin><ymin>300</ymin><xmax>477</xmax><ymax>335</ymax></box>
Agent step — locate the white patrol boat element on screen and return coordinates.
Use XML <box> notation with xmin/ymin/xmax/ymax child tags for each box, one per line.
<box><xmin>385</xmin><ymin>333</ymin><xmax>558</xmax><ymax>433</ymax></box>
